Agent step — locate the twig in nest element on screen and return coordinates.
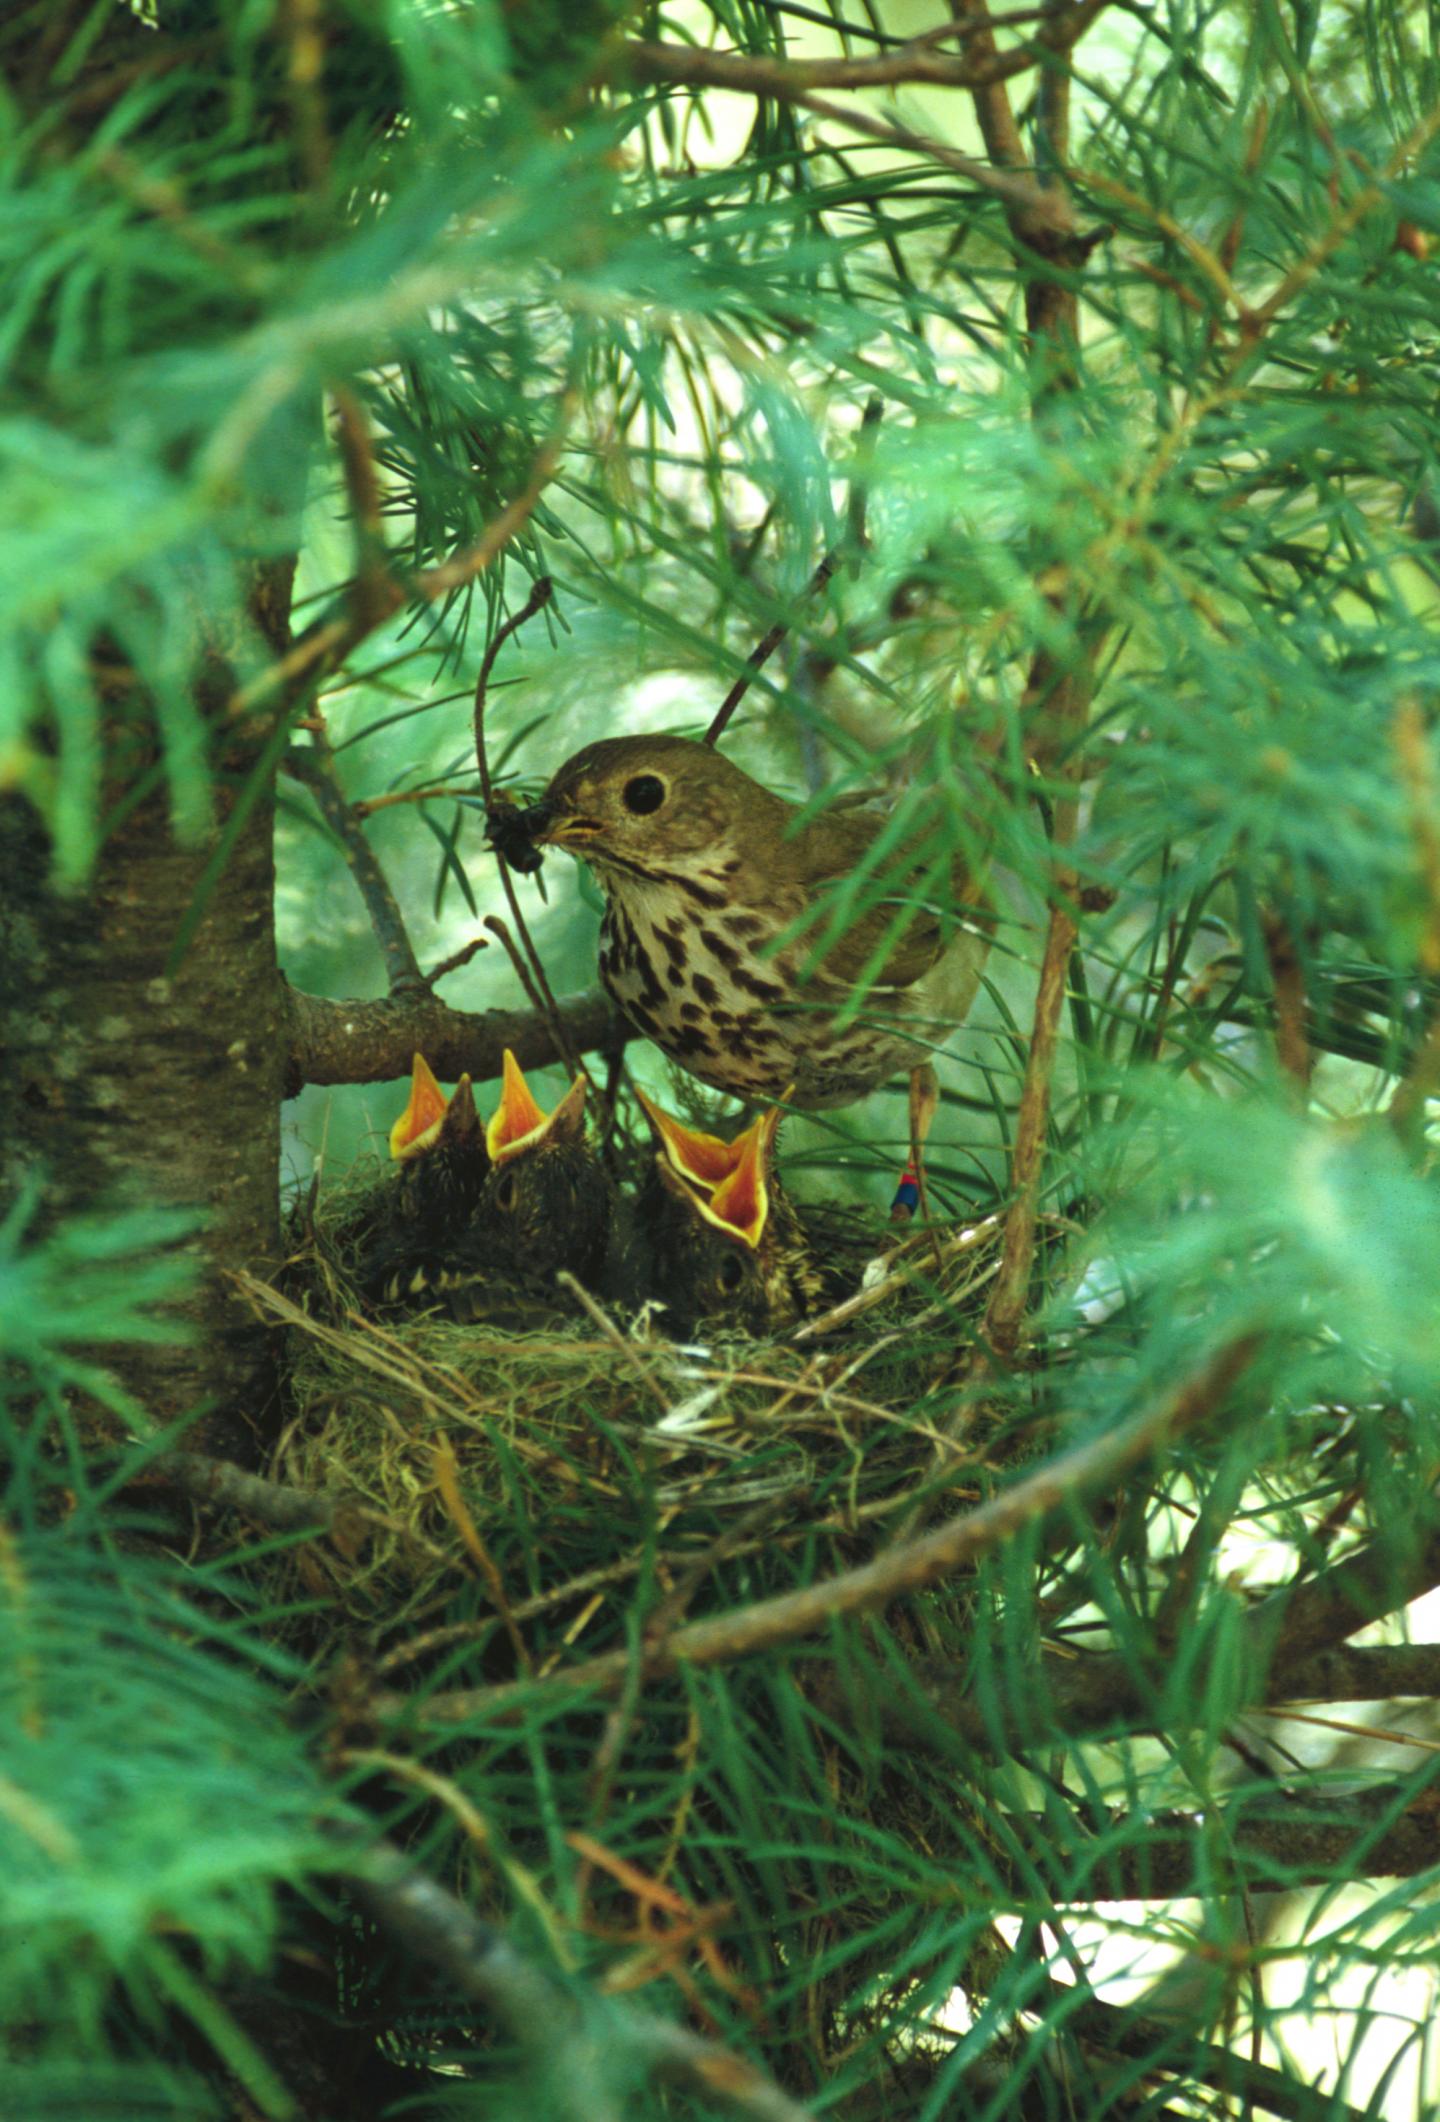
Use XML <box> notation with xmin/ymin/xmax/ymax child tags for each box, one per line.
<box><xmin>432</xmin><ymin>1433</ymin><xmax>532</xmax><ymax>1675</ymax></box>
<box><xmin>791</xmin><ymin>1213</ymin><xmax>1005</xmax><ymax>1342</ymax></box>
<box><xmin>554</xmin><ymin>1272</ymin><xmax>674</xmax><ymax>1415</ymax></box>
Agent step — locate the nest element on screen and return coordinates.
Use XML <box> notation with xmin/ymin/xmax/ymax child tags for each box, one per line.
<box><xmin>236</xmin><ymin>1164</ymin><xmax>1011</xmax><ymax>1658</ymax></box>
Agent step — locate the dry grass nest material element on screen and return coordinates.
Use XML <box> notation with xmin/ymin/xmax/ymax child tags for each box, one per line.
<box><xmin>236</xmin><ymin>1170</ymin><xmax>1012</xmax><ymax>1636</ymax></box>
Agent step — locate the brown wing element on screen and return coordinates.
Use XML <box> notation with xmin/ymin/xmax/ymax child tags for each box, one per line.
<box><xmin>789</xmin><ymin>808</ymin><xmax>972</xmax><ymax>993</ymax></box>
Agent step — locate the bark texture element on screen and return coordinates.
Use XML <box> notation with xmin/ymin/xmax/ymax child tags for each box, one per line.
<box><xmin>0</xmin><ymin>780</ymin><xmax>288</xmax><ymax>1459</ymax></box>
<box><xmin>284</xmin><ymin>984</ymin><xmax>620</xmax><ymax>1091</ymax></box>
<box><xmin>1</xmin><ymin>558</ymin><xmax>298</xmax><ymax>1461</ymax></box>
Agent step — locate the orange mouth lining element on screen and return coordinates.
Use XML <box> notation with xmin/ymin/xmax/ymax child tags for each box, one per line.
<box><xmin>486</xmin><ymin>1049</ymin><xmax>590</xmax><ymax>1163</ymax></box>
<box><xmin>390</xmin><ymin>1052</ymin><xmax>449</xmax><ymax>1161</ymax></box>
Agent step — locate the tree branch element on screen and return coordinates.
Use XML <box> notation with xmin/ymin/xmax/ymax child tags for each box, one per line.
<box><xmin>1020</xmin><ymin>1794</ymin><xmax>1440</xmax><ymax>1896</ymax></box>
<box><xmin>1059</xmin><ymin>1980</ymin><xmax>1391</xmax><ymax>2122</ymax></box>
<box><xmin>135</xmin><ymin>1448</ymin><xmax>369</xmax><ymax>1545</ymax></box>
<box><xmin>794</xmin><ymin>88</ymin><xmax>1068</xmax><ymax>229</ymax></box>
<box><xmin>982</xmin><ymin>893</ymin><xmax>1078</xmax><ymax>1358</ymax></box>
<box><xmin>226</xmin><ymin>407</ymin><xmax>572</xmax><ymax>728</ymax></box>
<box><xmin>1282</xmin><ymin>1641</ymin><xmax>1440</xmax><ymax>1702</ymax></box>
<box><xmin>284</xmin><ymin>739</ymin><xmax>425</xmax><ymax>994</ymax></box>
<box><xmin>858</xmin><ymin>1508</ymin><xmax>1440</xmax><ymax>1756</ymax></box>
<box><xmin>343</xmin><ymin>1837</ymin><xmax>819</xmax><ymax>2122</ymax></box>
<box><xmin>383</xmin><ymin>1339</ymin><xmax>1256</xmax><ymax>1728</ymax></box>
<box><xmin>623</xmin><ymin>4</ymin><xmax>1112</xmax><ymax>99</ymax></box>
<box><xmin>282</xmin><ymin>983</ymin><xmax>622</xmax><ymax>1095</ymax></box>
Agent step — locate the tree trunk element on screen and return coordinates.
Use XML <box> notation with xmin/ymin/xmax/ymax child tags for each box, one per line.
<box><xmin>0</xmin><ymin>573</ymin><xmax>296</xmax><ymax>1464</ymax></box>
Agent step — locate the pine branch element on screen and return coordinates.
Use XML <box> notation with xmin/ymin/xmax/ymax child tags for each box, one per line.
<box><xmin>792</xmin><ymin>89</ymin><xmax>1070</xmax><ymax>229</ymax></box>
<box><xmin>343</xmin><ymin>1837</ymin><xmax>819</xmax><ymax>2122</ymax></box>
<box><xmin>859</xmin><ymin>1507</ymin><xmax>1440</xmax><ymax>1755</ymax></box>
<box><xmin>1058</xmin><ymin>1984</ymin><xmax>1382</xmax><ymax>2122</ymax></box>
<box><xmin>623</xmin><ymin>3</ymin><xmax>1113</xmax><ymax>99</ymax></box>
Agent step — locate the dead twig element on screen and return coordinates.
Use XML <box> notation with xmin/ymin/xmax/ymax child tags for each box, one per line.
<box><xmin>132</xmin><ymin>1448</ymin><xmax>376</xmax><ymax>1551</ymax></box>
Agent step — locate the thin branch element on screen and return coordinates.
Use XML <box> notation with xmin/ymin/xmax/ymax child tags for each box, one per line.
<box><xmin>953</xmin><ymin>0</ymin><xmax>1029</xmax><ymax>182</ymax></box>
<box><xmin>1260</xmin><ymin>906</ymin><xmax>1311</xmax><ymax>1089</ymax></box>
<box><xmin>794</xmin><ymin>89</ymin><xmax>1068</xmax><ymax>231</ymax></box>
<box><xmin>226</xmin><ymin>408</ymin><xmax>572</xmax><ymax>728</ymax></box>
<box><xmin>382</xmin><ymin>1339</ymin><xmax>1256</xmax><ymax>1727</ymax></box>
<box><xmin>284</xmin><ymin>740</ymin><xmax>425</xmax><ymax>993</ymax></box>
<box><xmin>424</xmin><ymin>934</ymin><xmax>490</xmax><ymax>988</ymax></box>
<box><xmin>134</xmin><ymin>1449</ymin><xmax>369</xmax><ymax>1543</ymax></box>
<box><xmin>473</xmin><ymin>576</ymin><xmax>555</xmax><ymax>809</ymax></box>
<box><xmin>972</xmin><ymin>11</ymin><xmax>1089</xmax><ymax>1363</ymax></box>
<box><xmin>703</xmin><ymin>550</ymin><xmax>840</xmax><ymax>747</ymax></box>
<box><xmin>342</xmin><ymin>1837</ymin><xmax>820</xmax><ymax>2122</ymax></box>
<box><xmin>704</xmin><ymin>397</ymin><xmax>879</xmax><ymax>747</ymax></box>
<box><xmin>330</xmin><ymin>385</ymin><xmax>390</xmax><ymax>620</ymax></box>
<box><xmin>623</xmin><ymin>4</ymin><xmax>1112</xmax><ymax>99</ymax></box>
<box><xmin>352</xmin><ymin>781</ymin><xmax>480</xmax><ymax>819</ymax></box>
<box><xmin>468</xmin><ymin>576</ymin><xmax>582</xmax><ymax>1070</ymax></box>
<box><xmin>282</xmin><ymin>985</ymin><xmax>621</xmax><ymax>1095</ymax></box>
<box><xmin>1057</xmin><ymin>1980</ymin><xmax>1393</xmax><ymax>2119</ymax></box>
<box><xmin>982</xmin><ymin>894</ymin><xmax>1078</xmax><ymax>1359</ymax></box>
<box><xmin>1389</xmin><ymin>697</ymin><xmax>1440</xmax><ymax>1137</ymax></box>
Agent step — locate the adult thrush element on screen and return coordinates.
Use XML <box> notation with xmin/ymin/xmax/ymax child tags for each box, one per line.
<box><xmin>636</xmin><ymin>1093</ymin><xmax>832</xmax><ymax>1334</ymax></box>
<box><xmin>533</xmin><ymin>735</ymin><xmax>990</xmax><ymax>1207</ymax></box>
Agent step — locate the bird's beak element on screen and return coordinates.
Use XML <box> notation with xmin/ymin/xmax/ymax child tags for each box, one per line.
<box><xmin>633</xmin><ymin>1087</ymin><xmax>745</xmax><ymax>1190</ymax></box>
<box><xmin>436</xmin><ymin>1072</ymin><xmax>481</xmax><ymax>1152</ymax></box>
<box><xmin>389</xmin><ymin>1052</ymin><xmax>449</xmax><ymax>1161</ymax></box>
<box><xmin>486</xmin><ymin>1048</ymin><xmax>591</xmax><ymax>1164</ymax></box>
<box><xmin>539</xmin><ymin>816</ymin><xmax>603</xmax><ymax>848</ymax></box>
<box><xmin>531</xmin><ymin>791</ymin><xmax>603</xmax><ymax>848</ymax></box>
<box><xmin>694</xmin><ymin>1107</ymin><xmax>780</xmax><ymax>1250</ymax></box>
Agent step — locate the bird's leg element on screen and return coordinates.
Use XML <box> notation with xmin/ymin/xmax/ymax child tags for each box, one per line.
<box><xmin>890</xmin><ymin>1062</ymin><xmax>939</xmax><ymax>1230</ymax></box>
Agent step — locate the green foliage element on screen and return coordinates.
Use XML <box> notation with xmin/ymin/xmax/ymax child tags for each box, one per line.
<box><xmin>7</xmin><ymin>0</ymin><xmax>1440</xmax><ymax>2116</ymax></box>
<box><xmin>0</xmin><ymin>1526</ymin><xmax>345</xmax><ymax>2110</ymax></box>
<box><xmin>0</xmin><ymin>1182</ymin><xmax>199</xmax><ymax>1445</ymax></box>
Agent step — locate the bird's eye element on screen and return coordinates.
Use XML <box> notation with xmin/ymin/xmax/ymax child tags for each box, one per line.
<box><xmin>622</xmin><ymin>774</ymin><xmax>666</xmax><ymax>816</ymax></box>
<box><xmin>494</xmin><ymin>1170</ymin><xmax>517</xmax><ymax>1211</ymax></box>
<box><xmin>719</xmin><ymin>1252</ymin><xmax>746</xmax><ymax>1291</ymax></box>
